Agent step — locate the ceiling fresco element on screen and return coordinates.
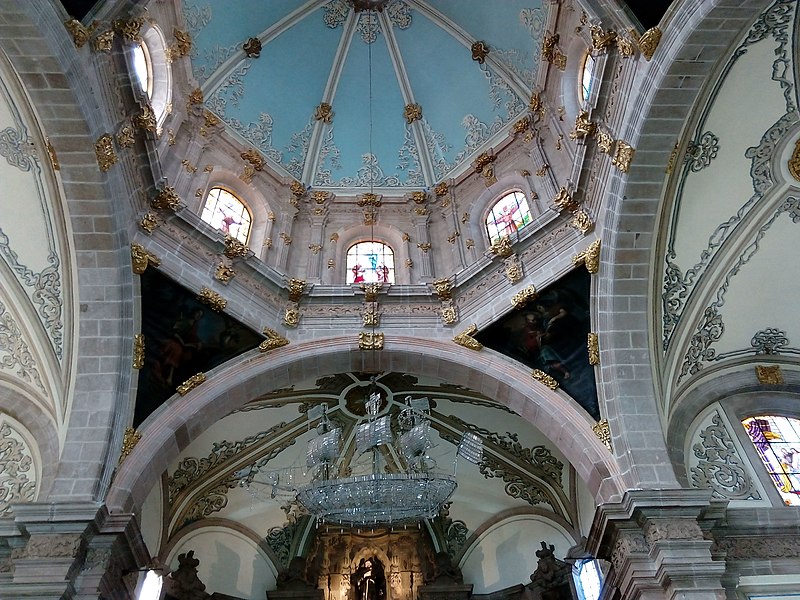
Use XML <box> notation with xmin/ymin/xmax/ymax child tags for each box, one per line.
<box><xmin>182</xmin><ymin>0</ymin><xmax>546</xmax><ymax>190</ymax></box>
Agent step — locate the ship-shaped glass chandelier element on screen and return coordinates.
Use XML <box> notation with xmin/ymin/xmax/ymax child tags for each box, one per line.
<box><xmin>295</xmin><ymin>393</ymin><xmax>477</xmax><ymax>527</ymax></box>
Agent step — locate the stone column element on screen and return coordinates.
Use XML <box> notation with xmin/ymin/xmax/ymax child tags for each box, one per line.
<box><xmin>588</xmin><ymin>490</ymin><xmax>727</xmax><ymax>600</ymax></box>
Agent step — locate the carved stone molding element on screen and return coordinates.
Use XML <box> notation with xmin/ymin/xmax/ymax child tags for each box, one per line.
<box><xmin>643</xmin><ymin>519</ymin><xmax>704</xmax><ymax>546</ymax></box>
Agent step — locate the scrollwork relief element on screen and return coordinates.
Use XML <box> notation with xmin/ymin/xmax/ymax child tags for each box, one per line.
<box><xmin>0</xmin><ymin>421</ymin><xmax>37</xmax><ymax>516</ymax></box>
<box><xmin>0</xmin><ymin>301</ymin><xmax>45</xmax><ymax>392</ymax></box>
<box><xmin>690</xmin><ymin>413</ymin><xmax>759</xmax><ymax>500</ymax></box>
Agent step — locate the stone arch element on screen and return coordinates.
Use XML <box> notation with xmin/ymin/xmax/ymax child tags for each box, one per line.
<box><xmin>597</xmin><ymin>0</ymin><xmax>772</xmax><ymax>488</ymax></box>
<box><xmin>0</xmin><ymin>2</ymin><xmax>138</xmax><ymax>502</ymax></box>
<box><xmin>107</xmin><ymin>336</ymin><xmax>624</xmax><ymax>516</ymax></box>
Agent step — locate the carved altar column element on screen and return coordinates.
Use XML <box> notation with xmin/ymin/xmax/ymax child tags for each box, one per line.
<box><xmin>588</xmin><ymin>490</ymin><xmax>727</xmax><ymax>600</ymax></box>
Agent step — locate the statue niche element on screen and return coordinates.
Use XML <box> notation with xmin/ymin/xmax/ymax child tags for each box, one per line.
<box><xmin>351</xmin><ymin>556</ymin><xmax>387</xmax><ymax>600</ymax></box>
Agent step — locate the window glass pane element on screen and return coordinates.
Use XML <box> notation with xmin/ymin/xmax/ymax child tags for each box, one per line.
<box><xmin>132</xmin><ymin>43</ymin><xmax>151</xmax><ymax>98</ymax></box>
<box><xmin>346</xmin><ymin>241</ymin><xmax>395</xmax><ymax>284</ymax></box>
<box><xmin>743</xmin><ymin>415</ymin><xmax>800</xmax><ymax>505</ymax></box>
<box><xmin>581</xmin><ymin>52</ymin><xmax>595</xmax><ymax>103</ymax></box>
<box><xmin>575</xmin><ymin>560</ymin><xmax>603</xmax><ymax>600</ymax></box>
<box><xmin>485</xmin><ymin>191</ymin><xmax>532</xmax><ymax>243</ymax></box>
<box><xmin>138</xmin><ymin>570</ymin><xmax>163</xmax><ymax>600</ymax></box>
<box><xmin>200</xmin><ymin>187</ymin><xmax>252</xmax><ymax>243</ymax></box>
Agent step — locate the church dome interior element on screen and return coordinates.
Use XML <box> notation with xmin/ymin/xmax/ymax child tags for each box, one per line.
<box><xmin>0</xmin><ymin>0</ymin><xmax>799</xmax><ymax>599</ymax></box>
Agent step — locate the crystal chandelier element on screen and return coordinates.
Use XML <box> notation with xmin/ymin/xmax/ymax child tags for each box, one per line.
<box><xmin>296</xmin><ymin>393</ymin><xmax>463</xmax><ymax>526</ymax></box>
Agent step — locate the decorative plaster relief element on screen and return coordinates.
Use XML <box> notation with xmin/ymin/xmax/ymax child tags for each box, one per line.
<box><xmin>0</xmin><ymin>300</ymin><xmax>45</xmax><ymax>392</ymax></box>
<box><xmin>0</xmin><ymin>416</ymin><xmax>38</xmax><ymax>516</ymax></box>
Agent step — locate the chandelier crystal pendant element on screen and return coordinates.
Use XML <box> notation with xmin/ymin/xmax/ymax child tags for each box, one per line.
<box><xmin>296</xmin><ymin>394</ymin><xmax>460</xmax><ymax>526</ymax></box>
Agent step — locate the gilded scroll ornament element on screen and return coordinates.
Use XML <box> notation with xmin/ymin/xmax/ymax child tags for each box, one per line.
<box><xmin>357</xmin><ymin>192</ymin><xmax>381</xmax><ymax>207</ymax></box>
<box><xmin>404</xmin><ymin>103</ymin><xmax>423</xmax><ymax>124</ymax></box>
<box><xmin>529</xmin><ymin>92</ymin><xmax>544</xmax><ymax>116</ymax></box>
<box><xmin>572</xmin><ymin>239</ymin><xmax>601</xmax><ymax>274</ymax></box>
<box><xmin>616</xmin><ymin>35</ymin><xmax>635</xmax><ymax>57</ymax></box>
<box><xmin>94</xmin><ymin>134</ymin><xmax>117</xmax><ymax>172</ymax></box>
<box><xmin>312</xmin><ymin>191</ymin><xmax>330</xmax><ymax>204</ymax></box>
<box><xmin>241</xmin><ymin>148</ymin><xmax>265</xmax><ymax>171</ymax></box>
<box><xmin>592</xmin><ymin>419</ymin><xmax>612</xmax><ymax>451</ymax></box>
<box><xmin>512</xmin><ymin>117</ymin><xmax>530</xmax><ymax>137</ymax></box>
<box><xmin>471</xmin><ymin>41</ymin><xmax>489</xmax><ymax>64</ymax></box>
<box><xmin>552</xmin><ymin>187</ymin><xmax>578</xmax><ymax>212</ymax></box>
<box><xmin>441</xmin><ymin>301</ymin><xmax>458</xmax><ymax>325</ymax></box>
<box><xmin>453</xmin><ymin>324</ymin><xmax>482</xmax><ymax>351</ymax></box>
<box><xmin>535</xmin><ymin>164</ymin><xmax>549</xmax><ymax>177</ymax></box>
<box><xmin>177</xmin><ymin>373</ymin><xmax>206</xmax><ymax>396</ymax></box>
<box><xmin>666</xmin><ymin>141</ymin><xmax>680</xmax><ymax>174</ymax></box>
<box><xmin>132</xmin><ymin>334</ymin><xmax>145</xmax><ymax>369</ymax></box>
<box><xmin>531</xmin><ymin>369</ymin><xmax>558</xmax><ymax>390</ymax></box>
<box><xmin>363</xmin><ymin>208</ymin><xmax>377</xmax><ymax>225</ymax></box>
<box><xmin>284</xmin><ymin>306</ymin><xmax>300</xmax><ymax>327</ymax></box>
<box><xmin>329</xmin><ymin>231</ymin><xmax>338</xmax><ymax>241</ymax></box>
<box><xmin>197</xmin><ymin>287</ymin><xmax>227</xmax><ymax>312</ymax></box>
<box><xmin>588</xmin><ymin>333</ymin><xmax>600</xmax><ymax>365</ymax></box>
<box><xmin>308</xmin><ymin>244</ymin><xmax>323</xmax><ymax>255</ymax></box>
<box><xmin>279</xmin><ymin>232</ymin><xmax>292</xmax><ymax>245</ymax></box>
<box><xmin>288</xmin><ymin>279</ymin><xmax>306</xmax><ymax>302</ymax></box>
<box><xmin>327</xmin><ymin>259</ymin><xmax>335</xmax><ymax>269</ymax></box>
<box><xmin>432</xmin><ymin>278</ymin><xmax>453</xmax><ymax>301</ymax></box>
<box><xmin>569</xmin><ymin>209</ymin><xmax>594</xmax><ymax>235</ymax></box>
<box><xmin>133</xmin><ymin>104</ymin><xmax>157</xmax><ymax>132</ymax></box>
<box><xmin>117</xmin><ymin>123</ymin><xmax>136</xmax><ymax>149</ymax></box>
<box><xmin>361</xmin><ymin>283</ymin><xmax>381</xmax><ymax>302</ymax></box>
<box><xmin>171</xmin><ymin>28</ymin><xmax>192</xmax><ymax>58</ymax></box>
<box><xmin>130</xmin><ymin>242</ymin><xmax>161</xmax><ymax>274</ymax></box>
<box><xmin>223</xmin><ymin>235</ymin><xmax>249</xmax><ymax>259</ymax></box>
<box><xmin>64</xmin><ymin>18</ymin><xmax>94</xmax><ymax>48</ymax></box>
<box><xmin>434</xmin><ymin>181</ymin><xmax>449</xmax><ymax>197</ymax></box>
<box><xmin>259</xmin><ymin>328</ymin><xmax>289</xmax><ymax>352</ymax></box>
<box><xmin>569</xmin><ymin>110</ymin><xmax>596</xmax><ymax>140</ymax></box>
<box><xmin>118</xmin><ymin>427</ymin><xmax>142</xmax><ymax>465</ymax></box>
<box><xmin>612</xmin><ymin>141</ymin><xmax>635</xmax><ymax>172</ymax></box>
<box><xmin>632</xmin><ymin>26</ymin><xmax>662</xmax><ymax>61</ymax></box>
<box><xmin>187</xmin><ymin>87</ymin><xmax>204</xmax><ymax>106</ymax></box>
<box><xmin>788</xmin><ymin>139</ymin><xmax>800</xmax><ymax>182</ymax></box>
<box><xmin>314</xmin><ymin>102</ymin><xmax>334</xmax><ymax>123</ymax></box>
<box><xmin>235</xmin><ymin>37</ymin><xmax>259</xmax><ymax>61</ymax></box>
<box><xmin>92</xmin><ymin>29</ymin><xmax>115</xmax><ymax>53</ymax></box>
<box><xmin>240</xmin><ymin>165</ymin><xmax>255</xmax><ymax>183</ymax></box>
<box><xmin>290</xmin><ymin>180</ymin><xmax>306</xmax><ymax>199</ymax></box>
<box><xmin>359</xmin><ymin>332</ymin><xmax>384</xmax><ymax>350</ymax></box>
<box><xmin>511</xmin><ymin>285</ymin><xmax>538</xmax><ymax>309</ymax></box>
<box><xmin>214</xmin><ymin>262</ymin><xmax>236</xmax><ymax>284</ymax></box>
<box><xmin>113</xmin><ymin>17</ymin><xmax>144</xmax><ymax>43</ymax></box>
<box><xmin>447</xmin><ymin>231</ymin><xmax>460</xmax><ymax>244</ymax></box>
<box><xmin>503</xmin><ymin>255</ymin><xmax>523</xmax><ymax>283</ymax></box>
<box><xmin>489</xmin><ymin>236</ymin><xmax>513</xmax><ymax>258</ymax></box>
<box><xmin>45</xmin><ymin>138</ymin><xmax>60</xmax><ymax>171</ymax></box>
<box><xmin>417</xmin><ymin>242</ymin><xmax>431</xmax><ymax>253</ymax></box>
<box><xmin>151</xmin><ymin>186</ymin><xmax>180</xmax><ymax>210</ymax></box>
<box><xmin>595</xmin><ymin>129</ymin><xmax>615</xmax><ymax>154</ymax></box>
<box><xmin>590</xmin><ymin>26</ymin><xmax>617</xmax><ymax>51</ymax></box>
<box><xmin>465</xmin><ymin>238</ymin><xmax>475</xmax><ymax>250</ymax></box>
<box><xmin>139</xmin><ymin>212</ymin><xmax>159</xmax><ymax>233</ymax></box>
<box><xmin>363</xmin><ymin>303</ymin><xmax>380</xmax><ymax>327</ymax></box>
<box><xmin>755</xmin><ymin>365</ymin><xmax>784</xmax><ymax>385</ymax></box>
<box><xmin>541</xmin><ymin>34</ymin><xmax>566</xmax><ymax>70</ymax></box>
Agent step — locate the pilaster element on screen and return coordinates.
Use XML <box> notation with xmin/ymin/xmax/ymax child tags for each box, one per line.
<box><xmin>587</xmin><ymin>490</ymin><xmax>727</xmax><ymax>600</ymax></box>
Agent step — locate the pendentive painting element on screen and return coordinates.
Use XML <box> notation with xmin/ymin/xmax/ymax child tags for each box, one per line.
<box><xmin>135</xmin><ymin>269</ymin><xmax>264</xmax><ymax>427</ymax></box>
<box><xmin>475</xmin><ymin>268</ymin><xmax>599</xmax><ymax>420</ymax></box>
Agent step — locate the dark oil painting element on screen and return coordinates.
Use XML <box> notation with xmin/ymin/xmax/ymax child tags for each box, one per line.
<box><xmin>475</xmin><ymin>268</ymin><xmax>599</xmax><ymax>420</ymax></box>
<box><xmin>134</xmin><ymin>269</ymin><xmax>264</xmax><ymax>426</ymax></box>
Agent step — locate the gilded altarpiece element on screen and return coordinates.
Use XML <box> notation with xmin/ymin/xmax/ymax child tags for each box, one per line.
<box><xmin>307</xmin><ymin>528</ymin><xmax>427</xmax><ymax>600</ymax></box>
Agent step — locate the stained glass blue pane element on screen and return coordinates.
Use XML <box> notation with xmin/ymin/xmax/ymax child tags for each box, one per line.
<box><xmin>200</xmin><ymin>188</ymin><xmax>252</xmax><ymax>243</ymax></box>
<box><xmin>743</xmin><ymin>415</ymin><xmax>800</xmax><ymax>506</ymax></box>
<box><xmin>346</xmin><ymin>242</ymin><xmax>395</xmax><ymax>284</ymax></box>
<box><xmin>485</xmin><ymin>191</ymin><xmax>532</xmax><ymax>243</ymax></box>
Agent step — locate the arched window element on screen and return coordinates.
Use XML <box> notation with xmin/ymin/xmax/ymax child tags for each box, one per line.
<box><xmin>201</xmin><ymin>187</ymin><xmax>252</xmax><ymax>243</ymax></box>
<box><xmin>131</xmin><ymin>42</ymin><xmax>153</xmax><ymax>98</ymax></box>
<box><xmin>574</xmin><ymin>559</ymin><xmax>604</xmax><ymax>600</ymax></box>
<box><xmin>485</xmin><ymin>191</ymin><xmax>532</xmax><ymax>243</ymax></box>
<box><xmin>743</xmin><ymin>415</ymin><xmax>800</xmax><ymax>505</ymax></box>
<box><xmin>579</xmin><ymin>51</ymin><xmax>596</xmax><ymax>104</ymax></box>
<box><xmin>346</xmin><ymin>241</ymin><xmax>395</xmax><ymax>284</ymax></box>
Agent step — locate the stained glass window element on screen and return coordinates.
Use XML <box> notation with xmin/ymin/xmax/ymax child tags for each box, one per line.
<box><xmin>485</xmin><ymin>191</ymin><xmax>532</xmax><ymax>243</ymax></box>
<box><xmin>574</xmin><ymin>559</ymin><xmax>603</xmax><ymax>600</ymax></box>
<box><xmin>200</xmin><ymin>187</ymin><xmax>252</xmax><ymax>244</ymax></box>
<box><xmin>580</xmin><ymin>52</ymin><xmax>596</xmax><ymax>104</ymax></box>
<box><xmin>743</xmin><ymin>415</ymin><xmax>800</xmax><ymax>506</ymax></box>
<box><xmin>131</xmin><ymin>43</ymin><xmax>152</xmax><ymax>98</ymax></box>
<box><xmin>346</xmin><ymin>241</ymin><xmax>395</xmax><ymax>284</ymax></box>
